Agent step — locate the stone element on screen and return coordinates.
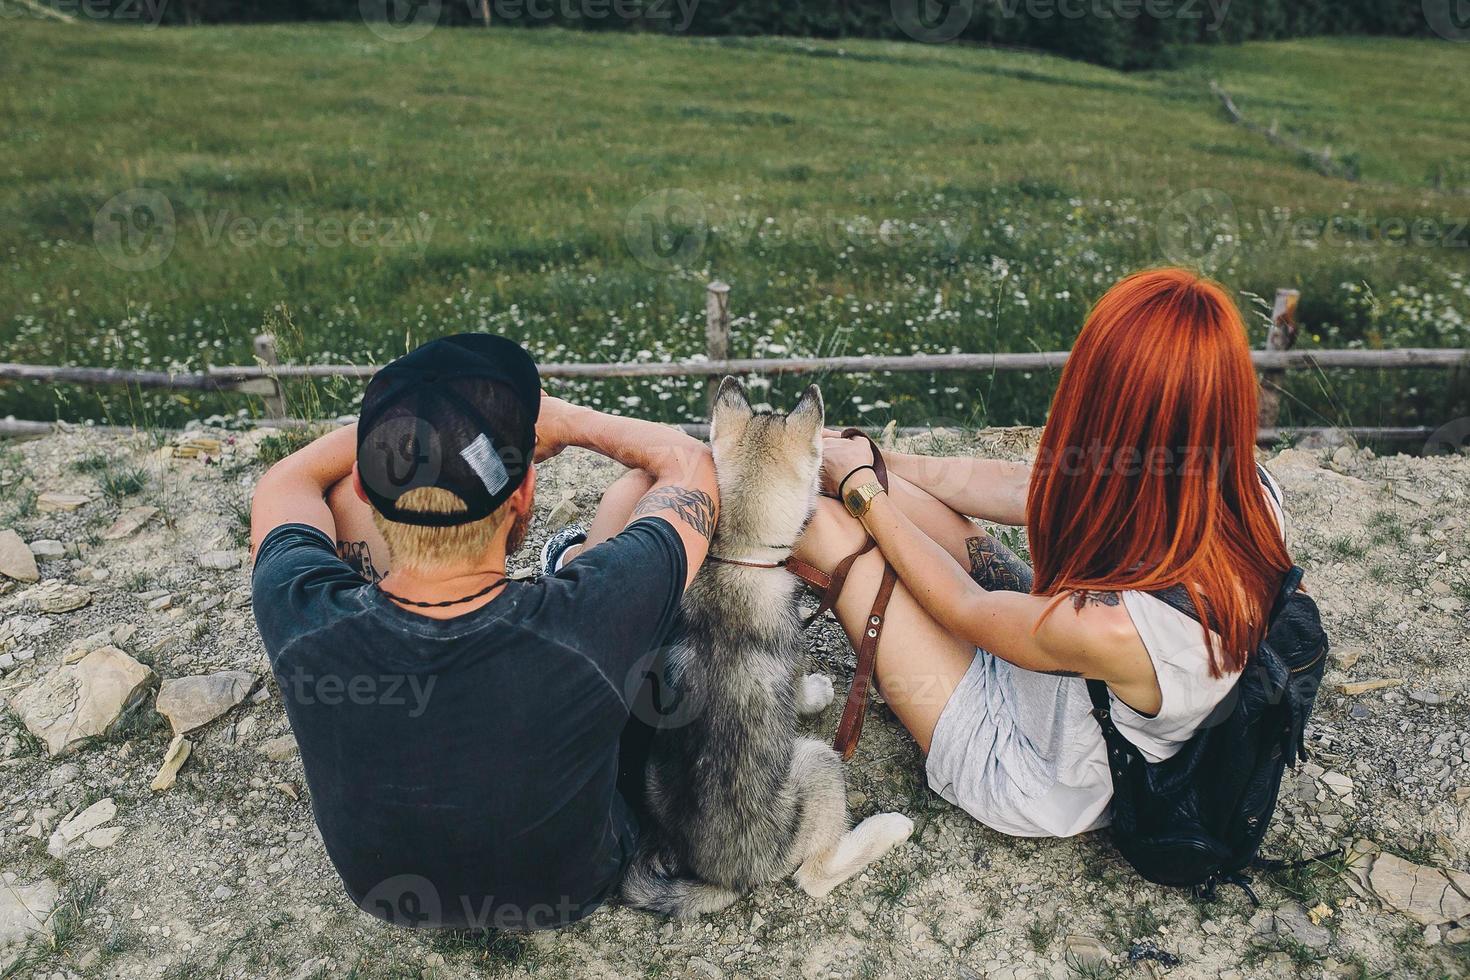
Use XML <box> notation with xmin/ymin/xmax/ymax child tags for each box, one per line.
<box><xmin>47</xmin><ymin>798</ymin><xmax>116</xmax><ymax>857</ymax></box>
<box><xmin>1409</xmin><ymin>690</ymin><xmax>1447</xmax><ymax>706</ymax></box>
<box><xmin>0</xmin><ymin>530</ymin><xmax>40</xmax><ymax>583</ymax></box>
<box><xmin>63</xmin><ymin>631</ymin><xmax>112</xmax><ymax>665</ymax></box>
<box><xmin>547</xmin><ymin>495</ymin><xmax>581</xmax><ymax>528</ymax></box>
<box><xmin>1337</xmin><ymin>678</ymin><xmax>1402</xmax><ymax>696</ymax></box>
<box><xmin>147</xmin><ymin>594</ymin><xmax>172</xmax><ymax>611</ymax></box>
<box><xmin>84</xmin><ymin>826</ymin><xmax>124</xmax><ymax>849</ymax></box>
<box><xmin>36</xmin><ymin>583</ymin><xmax>91</xmax><ymax>614</ymax></box>
<box><xmin>210</xmin><ymin>885</ymin><xmax>235</xmax><ymax>902</ymax></box>
<box><xmin>1261</xmin><ymin>903</ymin><xmax>1332</xmax><ymax>950</ymax></box>
<box><xmin>11</xmin><ymin>646</ymin><xmax>158</xmax><ymax>756</ymax></box>
<box><xmin>150</xmin><ymin>735</ymin><xmax>191</xmax><ymax>792</ymax></box>
<box><xmin>1063</xmin><ymin>935</ymin><xmax>1111</xmax><ymax>969</ymax></box>
<box><xmin>1446</xmin><ymin>927</ymin><xmax>1470</xmax><ymax>945</ymax></box>
<box><xmin>199</xmin><ymin>550</ymin><xmax>241</xmax><ymax>571</ymax></box>
<box><xmin>36</xmin><ymin>492</ymin><xmax>89</xmax><ymax>512</ymax></box>
<box><xmin>27</xmin><ymin>539</ymin><xmax>65</xmax><ymax>559</ymax></box>
<box><xmin>101</xmin><ymin>505</ymin><xmax>158</xmax><ymax>541</ymax></box>
<box><xmin>261</xmin><ymin>733</ymin><xmax>299</xmax><ymax>761</ymax></box>
<box><xmin>0</xmin><ymin>874</ymin><xmax>58</xmax><ymax>947</ymax></box>
<box><xmin>155</xmin><ymin>671</ymin><xmax>255</xmax><ymax>736</ymax></box>
<box><xmin>1367</xmin><ymin>852</ymin><xmax>1470</xmax><ymax>925</ymax></box>
<box><xmin>111</xmin><ymin>622</ymin><xmax>138</xmax><ymax>647</ymax></box>
<box><xmin>1321</xmin><ymin>772</ymin><xmax>1354</xmax><ymax>797</ymax></box>
<box><xmin>1332</xmin><ymin>647</ymin><xmax>1362</xmax><ymax>670</ymax></box>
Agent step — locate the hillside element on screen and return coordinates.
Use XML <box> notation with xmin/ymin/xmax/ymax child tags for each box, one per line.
<box><xmin>0</xmin><ymin>426</ymin><xmax>1467</xmax><ymax>978</ymax></box>
<box><xmin>0</xmin><ymin>24</ymin><xmax>1467</xmax><ymax>429</ymax></box>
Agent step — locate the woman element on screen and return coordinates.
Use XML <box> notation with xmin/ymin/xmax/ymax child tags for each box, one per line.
<box><xmin>795</xmin><ymin>268</ymin><xmax>1292</xmax><ymax>837</ymax></box>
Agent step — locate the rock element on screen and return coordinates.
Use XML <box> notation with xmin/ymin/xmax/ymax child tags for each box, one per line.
<box><xmin>101</xmin><ymin>505</ymin><xmax>158</xmax><ymax>541</ymax></box>
<box><xmin>1063</xmin><ymin>935</ymin><xmax>1111</xmax><ymax>969</ymax></box>
<box><xmin>0</xmin><ymin>530</ymin><xmax>40</xmax><ymax>583</ymax></box>
<box><xmin>1332</xmin><ymin>647</ymin><xmax>1363</xmax><ymax>670</ymax></box>
<box><xmin>199</xmin><ymin>550</ymin><xmax>241</xmax><ymax>571</ymax></box>
<box><xmin>1424</xmin><ymin>924</ymin><xmax>1442</xmax><ymax>946</ymax></box>
<box><xmin>84</xmin><ymin>826</ymin><xmax>124</xmax><ymax>849</ymax></box>
<box><xmin>0</xmin><ymin>874</ymin><xmax>58</xmax><ymax>947</ymax></box>
<box><xmin>156</xmin><ymin>671</ymin><xmax>254</xmax><ymax>735</ymax></box>
<box><xmin>547</xmin><ymin>495</ymin><xmax>581</xmax><ymax>528</ymax></box>
<box><xmin>150</xmin><ymin>735</ymin><xmax>192</xmax><ymax>792</ymax></box>
<box><xmin>1455</xmin><ymin>786</ymin><xmax>1470</xmax><ymax>805</ymax></box>
<box><xmin>1446</xmin><ymin>927</ymin><xmax>1470</xmax><ymax>945</ymax></box>
<box><xmin>210</xmin><ymin>885</ymin><xmax>235</xmax><ymax>901</ymax></box>
<box><xmin>1321</xmin><ymin>772</ymin><xmax>1354</xmax><ymax>797</ymax></box>
<box><xmin>147</xmin><ymin>594</ymin><xmax>172</xmax><ymax>611</ymax></box>
<box><xmin>27</xmin><ymin>539</ymin><xmax>65</xmax><ymax>559</ymax></box>
<box><xmin>63</xmin><ymin>630</ymin><xmax>112</xmax><ymax>664</ymax></box>
<box><xmin>11</xmin><ymin>646</ymin><xmax>158</xmax><ymax>756</ymax></box>
<box><xmin>36</xmin><ymin>492</ymin><xmax>89</xmax><ymax>512</ymax></box>
<box><xmin>47</xmin><ymin>797</ymin><xmax>117</xmax><ymax>857</ymax></box>
<box><xmin>36</xmin><ymin>582</ymin><xmax>91</xmax><ymax>614</ymax></box>
<box><xmin>1259</xmin><ymin>903</ymin><xmax>1332</xmax><ymax>950</ymax></box>
<box><xmin>111</xmin><ymin>622</ymin><xmax>138</xmax><ymax>647</ymax></box>
<box><xmin>1337</xmin><ymin>678</ymin><xmax>1402</xmax><ymax>696</ymax></box>
<box><xmin>1408</xmin><ymin>690</ymin><xmax>1447</xmax><ymax>706</ymax></box>
<box><xmin>261</xmin><ymin>733</ymin><xmax>299</xmax><ymax>761</ymax></box>
<box><xmin>1367</xmin><ymin>851</ymin><xmax>1470</xmax><ymax>925</ymax></box>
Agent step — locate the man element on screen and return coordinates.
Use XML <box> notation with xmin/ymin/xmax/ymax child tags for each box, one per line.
<box><xmin>249</xmin><ymin>333</ymin><xmax>717</xmax><ymax>931</ymax></box>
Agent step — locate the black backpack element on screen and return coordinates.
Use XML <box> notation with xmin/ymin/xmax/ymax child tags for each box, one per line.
<box><xmin>1086</xmin><ymin>563</ymin><xmax>1330</xmax><ymax>901</ymax></box>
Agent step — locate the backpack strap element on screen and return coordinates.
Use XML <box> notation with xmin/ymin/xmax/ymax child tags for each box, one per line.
<box><xmin>1086</xmin><ymin>678</ymin><xmax>1138</xmax><ymax>771</ymax></box>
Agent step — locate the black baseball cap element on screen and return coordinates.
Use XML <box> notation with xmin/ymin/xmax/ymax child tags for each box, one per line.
<box><xmin>356</xmin><ymin>333</ymin><xmax>541</xmax><ymax>527</ymax></box>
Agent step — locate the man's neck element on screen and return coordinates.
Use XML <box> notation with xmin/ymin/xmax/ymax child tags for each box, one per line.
<box><xmin>378</xmin><ymin>547</ymin><xmax>512</xmax><ymax>620</ymax></box>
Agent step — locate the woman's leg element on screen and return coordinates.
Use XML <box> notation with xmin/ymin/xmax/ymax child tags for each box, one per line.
<box><xmin>792</xmin><ymin>483</ymin><xmax>1032</xmax><ymax>753</ymax></box>
<box><xmin>795</xmin><ymin>497</ymin><xmax>974</xmax><ymax>753</ymax></box>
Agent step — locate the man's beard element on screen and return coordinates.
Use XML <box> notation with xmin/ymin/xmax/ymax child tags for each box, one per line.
<box><xmin>505</xmin><ymin>507</ymin><xmax>532</xmax><ymax>555</ymax></box>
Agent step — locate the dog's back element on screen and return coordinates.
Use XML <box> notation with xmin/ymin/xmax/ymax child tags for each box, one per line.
<box><xmin>624</xmin><ymin>380</ymin><xmax>912</xmax><ymax>918</ymax></box>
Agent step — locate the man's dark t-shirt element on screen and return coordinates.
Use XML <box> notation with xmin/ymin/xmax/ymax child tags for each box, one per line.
<box><xmin>251</xmin><ymin>518</ymin><xmax>686</xmax><ymax>930</ymax></box>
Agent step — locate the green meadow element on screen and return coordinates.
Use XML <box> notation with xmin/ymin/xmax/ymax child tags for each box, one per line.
<box><xmin>1</xmin><ymin>21</ymin><xmax>1466</xmax><ymax>431</ymax></box>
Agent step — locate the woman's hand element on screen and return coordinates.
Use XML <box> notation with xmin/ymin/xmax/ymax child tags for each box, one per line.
<box><xmin>820</xmin><ymin>435</ymin><xmax>877</xmax><ymax>497</ymax></box>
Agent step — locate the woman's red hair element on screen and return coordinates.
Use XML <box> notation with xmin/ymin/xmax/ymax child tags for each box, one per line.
<box><xmin>1026</xmin><ymin>268</ymin><xmax>1292</xmax><ymax>677</ymax></box>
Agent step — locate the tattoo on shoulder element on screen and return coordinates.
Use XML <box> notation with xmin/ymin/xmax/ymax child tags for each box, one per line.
<box><xmin>337</xmin><ymin>540</ymin><xmax>383</xmax><ymax>584</ymax></box>
<box><xmin>632</xmin><ymin>486</ymin><xmax>716</xmax><ymax>541</ymax></box>
<box><xmin>1070</xmin><ymin>590</ymin><xmax>1121</xmax><ymax>610</ymax></box>
<box><xmin>1038</xmin><ymin>668</ymin><xmax>1083</xmax><ymax>678</ymax></box>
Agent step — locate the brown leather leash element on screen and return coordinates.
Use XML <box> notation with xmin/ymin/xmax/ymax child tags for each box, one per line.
<box><xmin>786</xmin><ymin>428</ymin><xmax>898</xmax><ymax>761</ymax></box>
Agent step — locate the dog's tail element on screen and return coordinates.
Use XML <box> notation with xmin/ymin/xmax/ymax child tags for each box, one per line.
<box><xmin>620</xmin><ymin>848</ymin><xmax>742</xmax><ymax>919</ymax></box>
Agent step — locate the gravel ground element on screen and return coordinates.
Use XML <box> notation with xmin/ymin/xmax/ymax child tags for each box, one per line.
<box><xmin>0</xmin><ymin>424</ymin><xmax>1466</xmax><ymax>980</ymax></box>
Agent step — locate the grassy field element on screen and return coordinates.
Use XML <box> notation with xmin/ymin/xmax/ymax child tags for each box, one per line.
<box><xmin>1</xmin><ymin>21</ymin><xmax>1467</xmax><ymax>431</ymax></box>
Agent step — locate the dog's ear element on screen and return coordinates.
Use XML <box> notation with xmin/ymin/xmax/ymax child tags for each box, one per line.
<box><xmin>786</xmin><ymin>384</ymin><xmax>824</xmax><ymax>448</ymax></box>
<box><xmin>710</xmin><ymin>376</ymin><xmax>753</xmax><ymax>445</ymax></box>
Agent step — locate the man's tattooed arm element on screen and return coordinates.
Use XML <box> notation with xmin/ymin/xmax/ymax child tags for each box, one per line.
<box><xmin>337</xmin><ymin>540</ymin><xmax>384</xmax><ymax>584</ymax></box>
<box><xmin>965</xmin><ymin>534</ymin><xmax>1034</xmax><ymax>594</ymax></box>
<box><xmin>631</xmin><ymin>486</ymin><xmax>717</xmax><ymax>541</ymax></box>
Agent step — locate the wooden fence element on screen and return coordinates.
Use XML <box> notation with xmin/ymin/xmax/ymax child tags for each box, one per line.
<box><xmin>1</xmin><ymin>283</ymin><xmax>1465</xmax><ymax>445</ymax></box>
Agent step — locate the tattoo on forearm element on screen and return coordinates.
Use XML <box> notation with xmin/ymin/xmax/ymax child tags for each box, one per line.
<box><xmin>632</xmin><ymin>487</ymin><xmax>716</xmax><ymax>541</ymax></box>
<box><xmin>965</xmin><ymin>535</ymin><xmax>1034</xmax><ymax>594</ymax></box>
<box><xmin>1071</xmin><ymin>590</ymin><xmax>1121</xmax><ymax>610</ymax></box>
<box><xmin>337</xmin><ymin>540</ymin><xmax>383</xmax><ymax>583</ymax></box>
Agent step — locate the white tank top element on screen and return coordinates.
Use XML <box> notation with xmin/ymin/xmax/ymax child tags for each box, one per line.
<box><xmin>960</xmin><ymin>471</ymin><xmax>1286</xmax><ymax>838</ymax></box>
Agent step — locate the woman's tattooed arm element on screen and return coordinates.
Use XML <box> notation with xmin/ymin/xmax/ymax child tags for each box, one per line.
<box><xmin>965</xmin><ymin>534</ymin><xmax>1034</xmax><ymax>594</ymax></box>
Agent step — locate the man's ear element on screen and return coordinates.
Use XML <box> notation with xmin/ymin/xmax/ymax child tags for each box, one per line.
<box><xmin>710</xmin><ymin>376</ymin><xmax>753</xmax><ymax>445</ymax></box>
<box><xmin>352</xmin><ymin>464</ymin><xmax>369</xmax><ymax>504</ymax></box>
<box><xmin>511</xmin><ymin>464</ymin><xmax>537</xmax><ymax>511</ymax></box>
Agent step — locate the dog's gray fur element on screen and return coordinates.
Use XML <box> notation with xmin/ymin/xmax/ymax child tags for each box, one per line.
<box><xmin>621</xmin><ymin>378</ymin><xmax>912</xmax><ymax>918</ymax></box>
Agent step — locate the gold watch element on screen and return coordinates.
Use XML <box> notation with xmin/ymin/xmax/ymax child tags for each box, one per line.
<box><xmin>843</xmin><ymin>480</ymin><xmax>886</xmax><ymax>519</ymax></box>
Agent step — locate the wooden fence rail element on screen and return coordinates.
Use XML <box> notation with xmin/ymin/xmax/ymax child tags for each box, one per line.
<box><xmin>0</xmin><ymin>283</ymin><xmax>1464</xmax><ymax>445</ymax></box>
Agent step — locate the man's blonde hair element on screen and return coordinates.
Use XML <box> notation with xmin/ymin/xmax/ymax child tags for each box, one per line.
<box><xmin>372</xmin><ymin>487</ymin><xmax>506</xmax><ymax>572</ymax></box>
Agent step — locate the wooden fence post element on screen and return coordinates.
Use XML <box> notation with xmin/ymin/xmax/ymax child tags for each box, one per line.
<box><xmin>705</xmin><ymin>281</ymin><xmax>731</xmax><ymax>417</ymax></box>
<box><xmin>253</xmin><ymin>333</ymin><xmax>288</xmax><ymax>419</ymax></box>
<box><xmin>1258</xmin><ymin>288</ymin><xmax>1300</xmax><ymax>429</ymax></box>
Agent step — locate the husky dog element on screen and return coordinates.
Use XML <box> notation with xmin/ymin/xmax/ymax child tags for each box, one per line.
<box><xmin>621</xmin><ymin>378</ymin><xmax>914</xmax><ymax>918</ymax></box>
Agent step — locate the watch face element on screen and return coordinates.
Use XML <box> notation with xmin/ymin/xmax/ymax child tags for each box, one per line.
<box><xmin>845</xmin><ymin>489</ymin><xmax>862</xmax><ymax>511</ymax></box>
